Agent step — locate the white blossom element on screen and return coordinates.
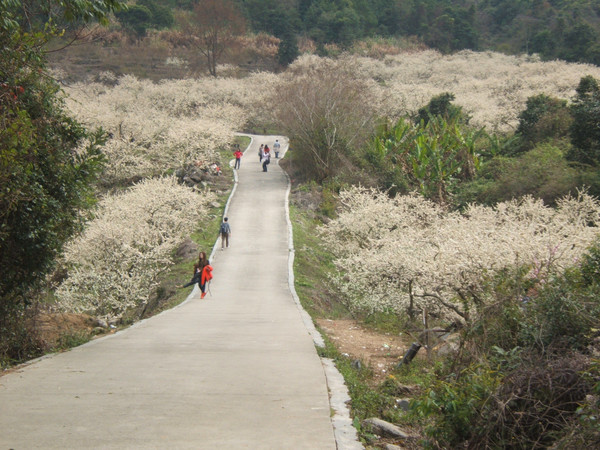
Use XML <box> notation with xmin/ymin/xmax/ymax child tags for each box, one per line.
<box><xmin>56</xmin><ymin>177</ymin><xmax>214</xmax><ymax>321</ymax></box>
<box><xmin>320</xmin><ymin>188</ymin><xmax>600</xmax><ymax>321</ymax></box>
<box><xmin>290</xmin><ymin>51</ymin><xmax>600</xmax><ymax>133</ymax></box>
<box><xmin>63</xmin><ymin>73</ymin><xmax>278</xmax><ymax>183</ymax></box>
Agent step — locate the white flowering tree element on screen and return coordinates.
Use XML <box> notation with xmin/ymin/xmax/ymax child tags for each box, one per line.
<box><xmin>319</xmin><ymin>187</ymin><xmax>600</xmax><ymax>323</ymax></box>
<box><xmin>56</xmin><ymin>177</ymin><xmax>214</xmax><ymax>321</ymax></box>
<box><xmin>63</xmin><ymin>73</ymin><xmax>277</xmax><ymax>185</ymax></box>
<box><xmin>289</xmin><ymin>51</ymin><xmax>600</xmax><ymax>133</ymax></box>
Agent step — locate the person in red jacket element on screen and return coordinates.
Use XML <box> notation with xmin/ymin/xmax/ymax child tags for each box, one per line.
<box><xmin>233</xmin><ymin>145</ymin><xmax>243</xmax><ymax>169</ymax></box>
<box><xmin>178</xmin><ymin>251</ymin><xmax>213</xmax><ymax>299</ymax></box>
<box><xmin>199</xmin><ymin>261</ymin><xmax>213</xmax><ymax>298</ymax></box>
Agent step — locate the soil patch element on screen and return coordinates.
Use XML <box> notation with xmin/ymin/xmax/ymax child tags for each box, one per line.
<box><xmin>32</xmin><ymin>312</ymin><xmax>102</xmax><ymax>349</ymax></box>
<box><xmin>317</xmin><ymin>318</ymin><xmax>412</xmax><ymax>381</ymax></box>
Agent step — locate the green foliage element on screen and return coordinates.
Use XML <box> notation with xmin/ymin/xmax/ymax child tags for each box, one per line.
<box><xmin>515</xmin><ymin>94</ymin><xmax>571</xmax><ymax>154</ymax></box>
<box><xmin>303</xmin><ymin>0</ymin><xmax>361</xmax><ymax>47</ymax></box>
<box><xmin>0</xmin><ymin>0</ymin><xmax>120</xmax><ymax>365</ymax></box>
<box><xmin>277</xmin><ymin>29</ymin><xmax>299</xmax><ymax>67</ymax></box>
<box><xmin>317</xmin><ymin>336</ymin><xmax>399</xmax><ymax>428</ymax></box>
<box><xmin>519</xmin><ymin>276</ymin><xmax>600</xmax><ymax>351</ymax></box>
<box><xmin>569</xmin><ymin>75</ymin><xmax>600</xmax><ymax>166</ymax></box>
<box><xmin>454</xmin><ymin>142</ymin><xmax>593</xmax><ymax>207</ymax></box>
<box><xmin>423</xmin><ymin>5</ymin><xmax>478</xmax><ymax>53</ymax></box>
<box><xmin>411</xmin><ymin>362</ymin><xmax>501</xmax><ymax>448</ymax></box>
<box><xmin>115</xmin><ymin>5</ymin><xmax>152</xmax><ymax>37</ymax></box>
<box><xmin>54</xmin><ymin>329</ymin><xmax>93</xmax><ymax>351</ymax></box>
<box><xmin>580</xmin><ymin>238</ymin><xmax>600</xmax><ymax>287</ymax></box>
<box><xmin>139</xmin><ymin>0</ymin><xmax>174</xmax><ymax>29</ymax></box>
<box><xmin>416</xmin><ymin>92</ymin><xmax>466</xmax><ymax>126</ymax></box>
<box><xmin>240</xmin><ymin>0</ymin><xmax>300</xmax><ymax>38</ymax></box>
<box><xmin>0</xmin><ymin>0</ymin><xmax>124</xmax><ymax>31</ymax></box>
<box><xmin>366</xmin><ymin>101</ymin><xmax>481</xmax><ymax>203</ymax></box>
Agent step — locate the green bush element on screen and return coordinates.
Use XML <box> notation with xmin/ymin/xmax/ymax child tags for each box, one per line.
<box><xmin>411</xmin><ymin>362</ymin><xmax>501</xmax><ymax>448</ymax></box>
<box><xmin>569</xmin><ymin>75</ymin><xmax>600</xmax><ymax>166</ymax></box>
<box><xmin>515</xmin><ymin>94</ymin><xmax>571</xmax><ymax>154</ymax></box>
<box><xmin>115</xmin><ymin>5</ymin><xmax>152</xmax><ymax>38</ymax></box>
<box><xmin>454</xmin><ymin>142</ymin><xmax>583</xmax><ymax>207</ymax></box>
<box><xmin>365</xmin><ymin>112</ymin><xmax>482</xmax><ymax>203</ymax></box>
<box><xmin>54</xmin><ymin>330</ymin><xmax>93</xmax><ymax>351</ymax></box>
<box><xmin>415</xmin><ymin>92</ymin><xmax>467</xmax><ymax>125</ymax></box>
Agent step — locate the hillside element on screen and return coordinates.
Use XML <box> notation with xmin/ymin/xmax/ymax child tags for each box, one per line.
<box><xmin>62</xmin><ymin>0</ymin><xmax>600</xmax><ymax>67</ymax></box>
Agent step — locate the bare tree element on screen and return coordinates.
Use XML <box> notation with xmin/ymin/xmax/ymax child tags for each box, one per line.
<box><xmin>178</xmin><ymin>0</ymin><xmax>245</xmax><ymax>77</ymax></box>
<box><xmin>270</xmin><ymin>59</ymin><xmax>378</xmax><ymax>180</ymax></box>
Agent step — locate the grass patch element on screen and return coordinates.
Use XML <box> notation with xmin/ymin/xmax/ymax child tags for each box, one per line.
<box><xmin>290</xmin><ymin>204</ymin><xmax>350</xmax><ymax>319</ymax></box>
<box><xmin>318</xmin><ymin>332</ymin><xmax>408</xmax><ymax>442</ymax></box>
<box><xmin>144</xmin><ymin>181</ymin><xmax>234</xmax><ymax>318</ymax></box>
<box><xmin>235</xmin><ymin>135</ymin><xmax>251</xmax><ymax>151</ymax></box>
<box><xmin>53</xmin><ymin>329</ymin><xmax>93</xmax><ymax>351</ymax></box>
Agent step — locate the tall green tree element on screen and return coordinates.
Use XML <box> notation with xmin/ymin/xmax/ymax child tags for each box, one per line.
<box><xmin>277</xmin><ymin>28</ymin><xmax>299</xmax><ymax>67</ymax></box>
<box><xmin>569</xmin><ymin>75</ymin><xmax>600</xmax><ymax>166</ymax></box>
<box><xmin>115</xmin><ymin>4</ymin><xmax>152</xmax><ymax>38</ymax></box>
<box><xmin>0</xmin><ymin>0</ymin><xmax>122</xmax><ymax>365</ymax></box>
<box><xmin>239</xmin><ymin>0</ymin><xmax>299</xmax><ymax>38</ymax></box>
<box><xmin>515</xmin><ymin>94</ymin><xmax>571</xmax><ymax>153</ymax></box>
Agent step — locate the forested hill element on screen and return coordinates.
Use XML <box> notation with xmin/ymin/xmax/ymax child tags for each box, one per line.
<box><xmin>128</xmin><ymin>0</ymin><xmax>600</xmax><ymax>65</ymax></box>
<box><xmin>241</xmin><ymin>0</ymin><xmax>600</xmax><ymax>63</ymax></box>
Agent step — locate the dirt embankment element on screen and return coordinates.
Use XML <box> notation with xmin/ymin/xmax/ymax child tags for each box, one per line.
<box><xmin>317</xmin><ymin>318</ymin><xmax>413</xmax><ymax>381</ymax></box>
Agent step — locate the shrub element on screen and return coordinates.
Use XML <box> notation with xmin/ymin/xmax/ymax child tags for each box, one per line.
<box><xmin>56</xmin><ymin>177</ymin><xmax>214</xmax><ymax>321</ymax></box>
<box><xmin>365</xmin><ymin>113</ymin><xmax>482</xmax><ymax>203</ymax></box>
<box><xmin>416</xmin><ymin>92</ymin><xmax>466</xmax><ymax>125</ymax></box>
<box><xmin>115</xmin><ymin>5</ymin><xmax>152</xmax><ymax>38</ymax></box>
<box><xmin>269</xmin><ymin>55</ymin><xmax>379</xmax><ymax>181</ymax></box>
<box><xmin>569</xmin><ymin>75</ymin><xmax>600</xmax><ymax>166</ymax></box>
<box><xmin>319</xmin><ymin>187</ymin><xmax>600</xmax><ymax>323</ymax></box>
<box><xmin>515</xmin><ymin>94</ymin><xmax>571</xmax><ymax>154</ymax></box>
<box><xmin>454</xmin><ymin>142</ymin><xmax>584</xmax><ymax>207</ymax></box>
<box><xmin>411</xmin><ymin>361</ymin><xmax>501</xmax><ymax>448</ymax></box>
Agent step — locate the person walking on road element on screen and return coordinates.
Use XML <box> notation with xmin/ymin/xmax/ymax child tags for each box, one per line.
<box><xmin>233</xmin><ymin>146</ymin><xmax>242</xmax><ymax>169</ymax></box>
<box><xmin>258</xmin><ymin>144</ymin><xmax>264</xmax><ymax>162</ymax></box>
<box><xmin>178</xmin><ymin>251</ymin><xmax>213</xmax><ymax>299</ymax></box>
<box><xmin>273</xmin><ymin>139</ymin><xmax>281</xmax><ymax>158</ymax></box>
<box><xmin>261</xmin><ymin>148</ymin><xmax>271</xmax><ymax>172</ymax></box>
<box><xmin>220</xmin><ymin>217</ymin><xmax>231</xmax><ymax>249</ymax></box>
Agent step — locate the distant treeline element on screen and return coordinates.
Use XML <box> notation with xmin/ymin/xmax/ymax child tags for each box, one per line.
<box><xmin>239</xmin><ymin>0</ymin><xmax>600</xmax><ymax>64</ymax></box>
<box><xmin>131</xmin><ymin>0</ymin><xmax>600</xmax><ymax>65</ymax></box>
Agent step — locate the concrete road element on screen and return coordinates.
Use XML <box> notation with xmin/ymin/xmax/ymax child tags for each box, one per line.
<box><xmin>0</xmin><ymin>136</ymin><xmax>347</xmax><ymax>449</ymax></box>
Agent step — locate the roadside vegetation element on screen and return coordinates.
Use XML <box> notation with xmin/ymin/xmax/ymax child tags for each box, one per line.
<box><xmin>279</xmin><ymin>62</ymin><xmax>600</xmax><ymax>448</ymax></box>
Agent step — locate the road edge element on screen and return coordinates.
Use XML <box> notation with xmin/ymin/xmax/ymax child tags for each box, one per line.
<box><xmin>280</xmin><ymin>138</ymin><xmax>364</xmax><ymax>450</ymax></box>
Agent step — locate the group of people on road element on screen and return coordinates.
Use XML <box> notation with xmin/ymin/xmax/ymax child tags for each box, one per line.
<box><xmin>181</xmin><ymin>139</ymin><xmax>282</xmax><ymax>298</ymax></box>
<box><xmin>233</xmin><ymin>139</ymin><xmax>281</xmax><ymax>172</ymax></box>
<box><xmin>177</xmin><ymin>216</ymin><xmax>231</xmax><ymax>298</ymax></box>
<box><xmin>257</xmin><ymin>139</ymin><xmax>280</xmax><ymax>172</ymax></box>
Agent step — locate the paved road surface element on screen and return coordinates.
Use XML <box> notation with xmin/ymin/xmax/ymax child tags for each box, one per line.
<box><xmin>0</xmin><ymin>135</ymin><xmax>350</xmax><ymax>449</ymax></box>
